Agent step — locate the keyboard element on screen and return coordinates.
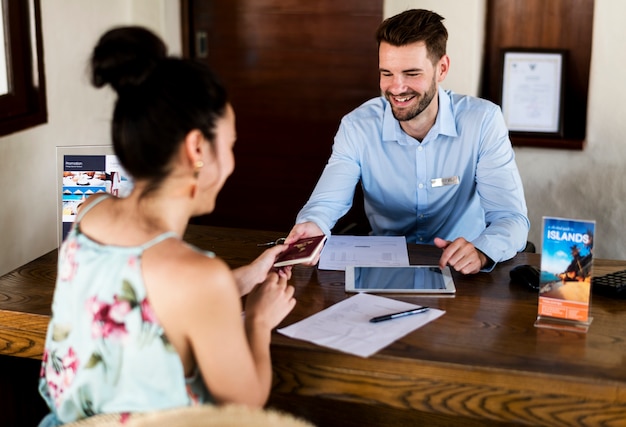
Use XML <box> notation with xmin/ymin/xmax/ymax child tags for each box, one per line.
<box><xmin>592</xmin><ymin>270</ymin><xmax>626</xmax><ymax>298</ymax></box>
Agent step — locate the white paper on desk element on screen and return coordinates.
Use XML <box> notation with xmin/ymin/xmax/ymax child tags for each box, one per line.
<box><xmin>318</xmin><ymin>235</ymin><xmax>410</xmax><ymax>271</ymax></box>
<box><xmin>277</xmin><ymin>293</ymin><xmax>445</xmax><ymax>358</ymax></box>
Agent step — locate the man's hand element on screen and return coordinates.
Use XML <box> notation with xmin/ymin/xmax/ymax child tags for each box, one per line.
<box><xmin>285</xmin><ymin>222</ymin><xmax>324</xmax><ymax>244</ymax></box>
<box><xmin>433</xmin><ymin>237</ymin><xmax>487</xmax><ymax>275</ymax></box>
<box><xmin>284</xmin><ymin>222</ymin><xmax>325</xmax><ymax>266</ymax></box>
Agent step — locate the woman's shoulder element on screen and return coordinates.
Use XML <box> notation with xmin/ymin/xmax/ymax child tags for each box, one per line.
<box><xmin>75</xmin><ymin>193</ymin><xmax>111</xmax><ymax>218</ymax></box>
<box><xmin>141</xmin><ymin>239</ymin><xmax>240</xmax><ymax>349</ymax></box>
<box><xmin>145</xmin><ymin>239</ymin><xmax>236</xmax><ymax>298</ymax></box>
<box><xmin>180</xmin><ymin>244</ymin><xmax>233</xmax><ymax>289</ymax></box>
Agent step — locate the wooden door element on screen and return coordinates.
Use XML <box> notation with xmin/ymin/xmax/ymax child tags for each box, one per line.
<box><xmin>182</xmin><ymin>0</ymin><xmax>382</xmax><ymax>233</ymax></box>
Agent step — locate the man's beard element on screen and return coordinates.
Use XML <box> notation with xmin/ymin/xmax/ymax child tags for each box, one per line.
<box><xmin>387</xmin><ymin>76</ymin><xmax>437</xmax><ymax>122</ymax></box>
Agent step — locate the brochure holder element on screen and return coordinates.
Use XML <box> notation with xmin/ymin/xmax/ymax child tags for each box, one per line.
<box><xmin>57</xmin><ymin>146</ymin><xmax>132</xmax><ymax>246</ymax></box>
<box><xmin>534</xmin><ymin>217</ymin><xmax>595</xmax><ymax>333</ymax></box>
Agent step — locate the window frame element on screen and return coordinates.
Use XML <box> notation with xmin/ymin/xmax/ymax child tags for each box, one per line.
<box><xmin>0</xmin><ymin>0</ymin><xmax>47</xmax><ymax>137</ymax></box>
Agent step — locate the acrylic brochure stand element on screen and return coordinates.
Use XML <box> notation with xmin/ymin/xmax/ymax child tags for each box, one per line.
<box><xmin>57</xmin><ymin>145</ymin><xmax>133</xmax><ymax>247</ymax></box>
<box><xmin>534</xmin><ymin>217</ymin><xmax>595</xmax><ymax>333</ymax></box>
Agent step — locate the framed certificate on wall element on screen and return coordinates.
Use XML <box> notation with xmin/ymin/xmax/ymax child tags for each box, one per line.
<box><xmin>500</xmin><ymin>49</ymin><xmax>566</xmax><ymax>136</ymax></box>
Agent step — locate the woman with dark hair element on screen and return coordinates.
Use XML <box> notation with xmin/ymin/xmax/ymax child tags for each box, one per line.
<box><xmin>38</xmin><ymin>26</ymin><xmax>296</xmax><ymax>426</ymax></box>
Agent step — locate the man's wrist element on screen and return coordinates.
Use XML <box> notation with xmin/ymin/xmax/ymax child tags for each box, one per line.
<box><xmin>477</xmin><ymin>250</ymin><xmax>494</xmax><ymax>270</ymax></box>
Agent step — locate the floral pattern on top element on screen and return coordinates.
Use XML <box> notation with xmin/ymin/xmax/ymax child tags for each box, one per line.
<box><xmin>38</xmin><ymin>213</ymin><xmax>213</xmax><ymax>427</ymax></box>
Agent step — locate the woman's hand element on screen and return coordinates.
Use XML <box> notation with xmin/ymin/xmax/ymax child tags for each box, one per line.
<box><xmin>232</xmin><ymin>245</ymin><xmax>292</xmax><ymax>296</ymax></box>
<box><xmin>244</xmin><ymin>271</ymin><xmax>296</xmax><ymax>331</ymax></box>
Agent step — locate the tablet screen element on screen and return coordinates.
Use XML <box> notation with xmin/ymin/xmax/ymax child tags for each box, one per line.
<box><xmin>345</xmin><ymin>265</ymin><xmax>456</xmax><ymax>294</ymax></box>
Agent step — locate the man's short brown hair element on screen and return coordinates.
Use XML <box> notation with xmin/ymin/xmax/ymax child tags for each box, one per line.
<box><xmin>376</xmin><ymin>9</ymin><xmax>448</xmax><ymax>64</ymax></box>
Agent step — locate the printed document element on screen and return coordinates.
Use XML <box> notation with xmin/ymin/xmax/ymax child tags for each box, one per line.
<box><xmin>318</xmin><ymin>235</ymin><xmax>410</xmax><ymax>271</ymax></box>
<box><xmin>277</xmin><ymin>293</ymin><xmax>445</xmax><ymax>358</ymax></box>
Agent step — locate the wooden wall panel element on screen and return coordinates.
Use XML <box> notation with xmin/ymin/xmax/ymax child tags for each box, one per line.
<box><xmin>183</xmin><ymin>0</ymin><xmax>382</xmax><ymax>232</ymax></box>
<box><xmin>481</xmin><ymin>0</ymin><xmax>594</xmax><ymax>148</ymax></box>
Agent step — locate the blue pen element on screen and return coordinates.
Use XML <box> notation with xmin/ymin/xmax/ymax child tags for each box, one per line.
<box><xmin>369</xmin><ymin>306</ymin><xmax>430</xmax><ymax>323</ymax></box>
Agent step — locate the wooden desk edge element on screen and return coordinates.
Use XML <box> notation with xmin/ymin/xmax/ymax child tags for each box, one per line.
<box><xmin>270</xmin><ymin>345</ymin><xmax>626</xmax><ymax>425</ymax></box>
<box><xmin>0</xmin><ymin>310</ymin><xmax>48</xmax><ymax>359</ymax></box>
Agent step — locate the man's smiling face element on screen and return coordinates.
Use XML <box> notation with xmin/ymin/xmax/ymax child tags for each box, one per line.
<box><xmin>379</xmin><ymin>41</ymin><xmax>440</xmax><ymax>122</ymax></box>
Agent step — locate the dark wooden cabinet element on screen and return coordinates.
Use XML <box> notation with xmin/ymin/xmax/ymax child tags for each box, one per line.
<box><xmin>0</xmin><ymin>355</ymin><xmax>49</xmax><ymax>425</ymax></box>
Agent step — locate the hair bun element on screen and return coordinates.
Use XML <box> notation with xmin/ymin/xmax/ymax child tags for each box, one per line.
<box><xmin>91</xmin><ymin>26</ymin><xmax>167</xmax><ymax>93</ymax></box>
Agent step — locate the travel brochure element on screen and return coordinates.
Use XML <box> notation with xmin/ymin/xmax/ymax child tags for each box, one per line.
<box><xmin>535</xmin><ymin>216</ymin><xmax>595</xmax><ymax>332</ymax></box>
<box><xmin>61</xmin><ymin>154</ymin><xmax>132</xmax><ymax>242</ymax></box>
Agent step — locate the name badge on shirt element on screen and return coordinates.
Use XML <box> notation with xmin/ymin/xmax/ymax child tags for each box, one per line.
<box><xmin>431</xmin><ymin>176</ymin><xmax>460</xmax><ymax>188</ymax></box>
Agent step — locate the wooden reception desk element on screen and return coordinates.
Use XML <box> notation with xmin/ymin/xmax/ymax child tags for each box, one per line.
<box><xmin>1</xmin><ymin>225</ymin><xmax>625</xmax><ymax>426</ymax></box>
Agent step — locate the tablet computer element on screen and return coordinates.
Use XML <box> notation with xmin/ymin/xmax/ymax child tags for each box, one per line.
<box><xmin>345</xmin><ymin>265</ymin><xmax>456</xmax><ymax>294</ymax></box>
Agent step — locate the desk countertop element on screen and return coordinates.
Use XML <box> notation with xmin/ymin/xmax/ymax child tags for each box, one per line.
<box><xmin>1</xmin><ymin>224</ymin><xmax>625</xmax><ymax>426</ymax></box>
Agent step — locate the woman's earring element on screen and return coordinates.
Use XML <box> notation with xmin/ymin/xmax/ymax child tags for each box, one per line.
<box><xmin>194</xmin><ymin>160</ymin><xmax>204</xmax><ymax>178</ymax></box>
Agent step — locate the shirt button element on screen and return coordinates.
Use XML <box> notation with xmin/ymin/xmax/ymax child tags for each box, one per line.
<box><xmin>418</xmin><ymin>237</ymin><xmax>424</xmax><ymax>241</ymax></box>
<box><xmin>417</xmin><ymin>146</ymin><xmax>423</xmax><ymax>151</ymax></box>
<box><xmin>418</xmin><ymin>183</ymin><xmax>424</xmax><ymax>189</ymax></box>
<box><xmin>419</xmin><ymin>214</ymin><xmax>424</xmax><ymax>219</ymax></box>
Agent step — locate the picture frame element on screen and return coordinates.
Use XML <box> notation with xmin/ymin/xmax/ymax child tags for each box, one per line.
<box><xmin>499</xmin><ymin>49</ymin><xmax>566</xmax><ymax>137</ymax></box>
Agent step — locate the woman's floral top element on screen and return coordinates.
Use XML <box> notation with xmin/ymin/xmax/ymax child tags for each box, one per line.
<box><xmin>38</xmin><ymin>196</ymin><xmax>213</xmax><ymax>426</ymax></box>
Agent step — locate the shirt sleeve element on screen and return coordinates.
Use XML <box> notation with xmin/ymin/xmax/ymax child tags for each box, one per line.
<box><xmin>471</xmin><ymin>104</ymin><xmax>530</xmax><ymax>266</ymax></box>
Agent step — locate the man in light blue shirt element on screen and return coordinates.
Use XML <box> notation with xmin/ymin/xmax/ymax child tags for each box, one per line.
<box><xmin>286</xmin><ymin>9</ymin><xmax>529</xmax><ymax>274</ymax></box>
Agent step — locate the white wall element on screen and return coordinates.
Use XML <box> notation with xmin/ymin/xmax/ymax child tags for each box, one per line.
<box><xmin>385</xmin><ymin>0</ymin><xmax>486</xmax><ymax>97</ymax></box>
<box><xmin>2</xmin><ymin>0</ymin><xmax>625</xmax><ymax>276</ymax></box>
<box><xmin>0</xmin><ymin>0</ymin><xmax>181</xmax><ymax>275</ymax></box>
<box><xmin>519</xmin><ymin>0</ymin><xmax>626</xmax><ymax>260</ymax></box>
<box><xmin>387</xmin><ymin>0</ymin><xmax>625</xmax><ymax>260</ymax></box>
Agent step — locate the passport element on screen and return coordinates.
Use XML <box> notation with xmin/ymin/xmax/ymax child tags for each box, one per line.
<box><xmin>273</xmin><ymin>235</ymin><xmax>327</xmax><ymax>267</ymax></box>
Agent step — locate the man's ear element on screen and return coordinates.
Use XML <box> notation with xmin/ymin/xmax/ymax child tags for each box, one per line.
<box><xmin>437</xmin><ymin>54</ymin><xmax>450</xmax><ymax>82</ymax></box>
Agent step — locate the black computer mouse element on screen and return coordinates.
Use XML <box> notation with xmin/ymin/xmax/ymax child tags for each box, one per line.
<box><xmin>509</xmin><ymin>264</ymin><xmax>540</xmax><ymax>290</ymax></box>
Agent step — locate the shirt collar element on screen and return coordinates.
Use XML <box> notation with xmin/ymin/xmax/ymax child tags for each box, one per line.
<box><xmin>382</xmin><ymin>87</ymin><xmax>458</xmax><ymax>143</ymax></box>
